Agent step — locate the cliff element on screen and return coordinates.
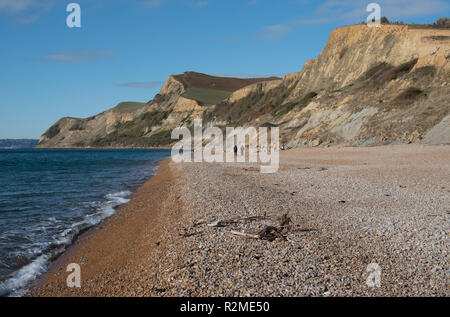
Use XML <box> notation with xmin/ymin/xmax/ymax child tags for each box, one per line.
<box><xmin>38</xmin><ymin>23</ymin><xmax>450</xmax><ymax>148</ymax></box>
<box><xmin>37</xmin><ymin>73</ymin><xmax>278</xmax><ymax>148</ymax></box>
<box><xmin>204</xmin><ymin>24</ymin><xmax>450</xmax><ymax>147</ymax></box>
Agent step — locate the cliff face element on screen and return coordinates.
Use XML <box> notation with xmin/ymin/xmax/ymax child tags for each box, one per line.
<box><xmin>37</xmin><ymin>83</ymin><xmax>206</xmax><ymax>148</ymax></box>
<box><xmin>289</xmin><ymin>25</ymin><xmax>449</xmax><ymax>96</ymax></box>
<box><xmin>38</xmin><ymin>24</ymin><xmax>450</xmax><ymax>148</ymax></box>
<box><xmin>37</xmin><ymin>102</ymin><xmax>150</xmax><ymax>148</ymax></box>
<box><xmin>278</xmin><ymin>25</ymin><xmax>450</xmax><ymax>146</ymax></box>
<box><xmin>159</xmin><ymin>76</ymin><xmax>185</xmax><ymax>96</ymax></box>
<box><xmin>37</xmin><ymin>73</ymin><xmax>278</xmax><ymax>148</ymax></box>
<box><xmin>204</xmin><ymin>24</ymin><xmax>449</xmax><ymax>147</ymax></box>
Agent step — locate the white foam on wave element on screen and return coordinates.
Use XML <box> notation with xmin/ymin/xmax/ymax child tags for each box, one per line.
<box><xmin>0</xmin><ymin>254</ymin><xmax>48</xmax><ymax>297</ymax></box>
<box><xmin>81</xmin><ymin>190</ymin><xmax>131</xmax><ymax>227</ymax></box>
<box><xmin>0</xmin><ymin>190</ymin><xmax>133</xmax><ymax>297</ymax></box>
<box><xmin>106</xmin><ymin>190</ymin><xmax>132</xmax><ymax>206</ymax></box>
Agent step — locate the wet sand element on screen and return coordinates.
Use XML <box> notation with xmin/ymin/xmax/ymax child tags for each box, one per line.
<box><xmin>30</xmin><ymin>144</ymin><xmax>449</xmax><ymax>297</ymax></box>
<box><xmin>30</xmin><ymin>159</ymin><xmax>183</xmax><ymax>296</ymax></box>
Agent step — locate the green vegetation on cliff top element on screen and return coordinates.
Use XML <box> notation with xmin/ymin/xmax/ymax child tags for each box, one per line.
<box><xmin>113</xmin><ymin>102</ymin><xmax>148</xmax><ymax>114</ymax></box>
<box><xmin>183</xmin><ymin>87</ymin><xmax>232</xmax><ymax>106</ymax></box>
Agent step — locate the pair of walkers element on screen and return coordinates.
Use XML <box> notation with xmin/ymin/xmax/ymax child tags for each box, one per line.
<box><xmin>234</xmin><ymin>145</ymin><xmax>245</xmax><ymax>156</ymax></box>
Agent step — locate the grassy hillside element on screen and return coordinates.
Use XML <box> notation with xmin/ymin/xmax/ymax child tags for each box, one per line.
<box><xmin>203</xmin><ymin>78</ymin><xmax>305</xmax><ymax>125</ymax></box>
<box><xmin>174</xmin><ymin>71</ymin><xmax>280</xmax><ymax>106</ymax></box>
<box><xmin>113</xmin><ymin>102</ymin><xmax>148</xmax><ymax>114</ymax></box>
<box><xmin>183</xmin><ymin>87</ymin><xmax>232</xmax><ymax>106</ymax></box>
<box><xmin>174</xmin><ymin>72</ymin><xmax>280</xmax><ymax>92</ymax></box>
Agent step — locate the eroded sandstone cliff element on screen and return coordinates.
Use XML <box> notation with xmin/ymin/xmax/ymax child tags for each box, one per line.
<box><xmin>38</xmin><ymin>24</ymin><xmax>449</xmax><ymax>148</ymax></box>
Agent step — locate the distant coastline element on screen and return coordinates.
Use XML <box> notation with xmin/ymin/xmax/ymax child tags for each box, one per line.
<box><xmin>36</xmin><ymin>145</ymin><xmax>173</xmax><ymax>150</ymax></box>
<box><xmin>0</xmin><ymin>139</ymin><xmax>39</xmax><ymax>149</ymax></box>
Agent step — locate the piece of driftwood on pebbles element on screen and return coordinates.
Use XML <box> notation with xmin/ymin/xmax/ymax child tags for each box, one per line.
<box><xmin>230</xmin><ymin>226</ymin><xmax>286</xmax><ymax>242</ymax></box>
<box><xmin>207</xmin><ymin>220</ymin><xmax>231</xmax><ymax>228</ymax></box>
<box><xmin>230</xmin><ymin>231</ymin><xmax>260</xmax><ymax>239</ymax></box>
<box><xmin>229</xmin><ymin>213</ymin><xmax>294</xmax><ymax>242</ymax></box>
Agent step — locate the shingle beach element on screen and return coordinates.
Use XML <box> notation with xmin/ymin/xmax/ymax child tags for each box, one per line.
<box><xmin>31</xmin><ymin>144</ymin><xmax>449</xmax><ymax>297</ymax></box>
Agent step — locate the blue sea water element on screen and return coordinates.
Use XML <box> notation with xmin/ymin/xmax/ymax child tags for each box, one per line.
<box><xmin>0</xmin><ymin>149</ymin><xmax>171</xmax><ymax>296</ymax></box>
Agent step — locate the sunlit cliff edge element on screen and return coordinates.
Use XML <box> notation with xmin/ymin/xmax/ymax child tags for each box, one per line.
<box><xmin>38</xmin><ymin>23</ymin><xmax>450</xmax><ymax>148</ymax></box>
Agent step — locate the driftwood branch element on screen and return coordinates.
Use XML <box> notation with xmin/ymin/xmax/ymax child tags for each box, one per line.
<box><xmin>228</xmin><ymin>213</ymin><xmax>294</xmax><ymax>242</ymax></box>
<box><xmin>230</xmin><ymin>230</ymin><xmax>260</xmax><ymax>239</ymax></box>
<box><xmin>194</xmin><ymin>213</ymin><xmax>313</xmax><ymax>242</ymax></box>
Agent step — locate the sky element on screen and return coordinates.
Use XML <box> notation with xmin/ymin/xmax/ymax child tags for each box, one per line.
<box><xmin>0</xmin><ymin>0</ymin><xmax>448</xmax><ymax>139</ymax></box>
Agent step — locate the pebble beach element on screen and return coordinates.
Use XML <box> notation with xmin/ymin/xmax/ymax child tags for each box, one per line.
<box><xmin>30</xmin><ymin>144</ymin><xmax>449</xmax><ymax>297</ymax></box>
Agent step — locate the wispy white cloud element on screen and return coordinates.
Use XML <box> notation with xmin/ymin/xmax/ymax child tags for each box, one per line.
<box><xmin>316</xmin><ymin>0</ymin><xmax>450</xmax><ymax>21</ymax></box>
<box><xmin>191</xmin><ymin>1</ymin><xmax>208</xmax><ymax>8</ymax></box>
<box><xmin>257</xmin><ymin>24</ymin><xmax>292</xmax><ymax>41</ymax></box>
<box><xmin>220</xmin><ymin>37</ymin><xmax>244</xmax><ymax>44</ymax></box>
<box><xmin>37</xmin><ymin>49</ymin><xmax>118</xmax><ymax>62</ymax></box>
<box><xmin>248</xmin><ymin>0</ymin><xmax>260</xmax><ymax>6</ymax></box>
<box><xmin>0</xmin><ymin>0</ymin><xmax>33</xmax><ymax>13</ymax></box>
<box><xmin>321</xmin><ymin>0</ymin><xmax>450</xmax><ymax>24</ymax></box>
<box><xmin>0</xmin><ymin>0</ymin><xmax>54</xmax><ymax>24</ymax></box>
<box><xmin>139</xmin><ymin>0</ymin><xmax>168</xmax><ymax>9</ymax></box>
<box><xmin>138</xmin><ymin>0</ymin><xmax>209</xmax><ymax>9</ymax></box>
<box><xmin>14</xmin><ymin>14</ymin><xmax>39</xmax><ymax>25</ymax></box>
<box><xmin>116</xmin><ymin>81</ymin><xmax>163</xmax><ymax>88</ymax></box>
<box><xmin>257</xmin><ymin>0</ymin><xmax>450</xmax><ymax>40</ymax></box>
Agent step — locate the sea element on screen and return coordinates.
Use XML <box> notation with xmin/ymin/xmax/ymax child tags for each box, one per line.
<box><xmin>0</xmin><ymin>148</ymin><xmax>171</xmax><ymax>296</ymax></box>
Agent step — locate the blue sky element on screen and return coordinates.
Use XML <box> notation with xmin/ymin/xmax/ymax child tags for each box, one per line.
<box><xmin>1</xmin><ymin>0</ymin><xmax>448</xmax><ymax>138</ymax></box>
